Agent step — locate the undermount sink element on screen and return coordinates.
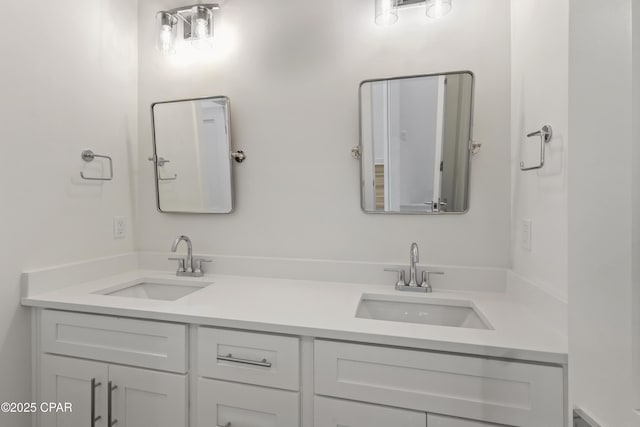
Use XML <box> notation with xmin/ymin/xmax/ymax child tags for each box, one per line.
<box><xmin>356</xmin><ymin>294</ymin><xmax>492</xmax><ymax>330</ymax></box>
<box><xmin>95</xmin><ymin>278</ymin><xmax>210</xmax><ymax>301</ymax></box>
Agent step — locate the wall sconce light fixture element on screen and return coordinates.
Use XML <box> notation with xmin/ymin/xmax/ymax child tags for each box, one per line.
<box><xmin>375</xmin><ymin>0</ymin><xmax>399</xmax><ymax>26</ymax></box>
<box><xmin>375</xmin><ymin>0</ymin><xmax>452</xmax><ymax>26</ymax></box>
<box><xmin>156</xmin><ymin>3</ymin><xmax>220</xmax><ymax>55</ymax></box>
<box><xmin>425</xmin><ymin>0</ymin><xmax>452</xmax><ymax>19</ymax></box>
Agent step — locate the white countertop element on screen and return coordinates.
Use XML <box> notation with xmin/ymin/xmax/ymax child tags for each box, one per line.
<box><xmin>21</xmin><ymin>269</ymin><xmax>567</xmax><ymax>365</ymax></box>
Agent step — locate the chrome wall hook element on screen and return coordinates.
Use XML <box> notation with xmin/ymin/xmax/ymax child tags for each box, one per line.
<box><xmin>520</xmin><ymin>124</ymin><xmax>553</xmax><ymax>171</ymax></box>
<box><xmin>80</xmin><ymin>150</ymin><xmax>113</xmax><ymax>181</ymax></box>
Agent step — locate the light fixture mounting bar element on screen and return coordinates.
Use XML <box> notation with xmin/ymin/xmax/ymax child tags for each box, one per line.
<box><xmin>398</xmin><ymin>0</ymin><xmax>426</xmax><ymax>8</ymax></box>
<box><xmin>164</xmin><ymin>3</ymin><xmax>220</xmax><ymax>15</ymax></box>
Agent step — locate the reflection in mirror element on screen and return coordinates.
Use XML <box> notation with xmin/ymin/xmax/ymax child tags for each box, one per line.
<box><xmin>359</xmin><ymin>72</ymin><xmax>474</xmax><ymax>214</ymax></box>
<box><xmin>152</xmin><ymin>96</ymin><xmax>233</xmax><ymax>214</ymax></box>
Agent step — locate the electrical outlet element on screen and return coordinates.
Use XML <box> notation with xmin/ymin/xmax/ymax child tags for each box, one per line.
<box><xmin>113</xmin><ymin>216</ymin><xmax>126</xmax><ymax>239</ymax></box>
<box><xmin>522</xmin><ymin>219</ymin><xmax>532</xmax><ymax>251</ymax></box>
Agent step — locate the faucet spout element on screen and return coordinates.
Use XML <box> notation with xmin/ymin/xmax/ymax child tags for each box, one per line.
<box><xmin>171</xmin><ymin>235</ymin><xmax>193</xmax><ymax>272</ymax></box>
<box><xmin>408</xmin><ymin>242</ymin><xmax>419</xmax><ymax>286</ymax></box>
<box><xmin>410</xmin><ymin>243</ymin><xmax>419</xmax><ymax>263</ymax></box>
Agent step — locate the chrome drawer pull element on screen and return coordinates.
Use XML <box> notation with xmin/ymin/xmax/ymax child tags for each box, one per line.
<box><xmin>217</xmin><ymin>423</ymin><xmax>231</xmax><ymax>427</ymax></box>
<box><xmin>217</xmin><ymin>353</ymin><xmax>272</xmax><ymax>368</ymax></box>
<box><xmin>90</xmin><ymin>378</ymin><xmax>102</xmax><ymax>427</ymax></box>
<box><xmin>108</xmin><ymin>381</ymin><xmax>118</xmax><ymax>426</ymax></box>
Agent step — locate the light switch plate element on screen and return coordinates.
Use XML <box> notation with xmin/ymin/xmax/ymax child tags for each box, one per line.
<box><xmin>522</xmin><ymin>219</ymin><xmax>532</xmax><ymax>251</ymax></box>
<box><xmin>113</xmin><ymin>216</ymin><xmax>126</xmax><ymax>239</ymax></box>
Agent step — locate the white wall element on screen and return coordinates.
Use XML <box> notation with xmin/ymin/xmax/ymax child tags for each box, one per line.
<box><xmin>136</xmin><ymin>0</ymin><xmax>512</xmax><ymax>267</ymax></box>
<box><xmin>0</xmin><ymin>0</ymin><xmax>138</xmax><ymax>424</ymax></box>
<box><xmin>510</xmin><ymin>0</ymin><xmax>569</xmax><ymax>301</ymax></box>
<box><xmin>568</xmin><ymin>0</ymin><xmax>640</xmax><ymax>424</ymax></box>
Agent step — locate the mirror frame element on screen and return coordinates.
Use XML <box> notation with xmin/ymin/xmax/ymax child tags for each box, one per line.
<box><xmin>358</xmin><ymin>71</ymin><xmax>475</xmax><ymax>215</ymax></box>
<box><xmin>150</xmin><ymin>95</ymin><xmax>235</xmax><ymax>214</ymax></box>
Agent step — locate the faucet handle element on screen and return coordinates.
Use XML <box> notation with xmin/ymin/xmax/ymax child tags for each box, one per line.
<box><xmin>385</xmin><ymin>268</ymin><xmax>407</xmax><ymax>288</ymax></box>
<box><xmin>168</xmin><ymin>257</ymin><xmax>186</xmax><ymax>273</ymax></box>
<box><xmin>193</xmin><ymin>257</ymin><xmax>213</xmax><ymax>274</ymax></box>
<box><xmin>420</xmin><ymin>270</ymin><xmax>444</xmax><ymax>289</ymax></box>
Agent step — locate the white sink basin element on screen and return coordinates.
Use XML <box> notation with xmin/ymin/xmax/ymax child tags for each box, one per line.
<box><xmin>96</xmin><ymin>278</ymin><xmax>210</xmax><ymax>301</ymax></box>
<box><xmin>356</xmin><ymin>294</ymin><xmax>491</xmax><ymax>330</ymax></box>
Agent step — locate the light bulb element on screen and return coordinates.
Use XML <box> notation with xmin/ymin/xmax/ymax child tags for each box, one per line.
<box><xmin>194</xmin><ymin>18</ymin><xmax>209</xmax><ymax>39</ymax></box>
<box><xmin>159</xmin><ymin>26</ymin><xmax>174</xmax><ymax>53</ymax></box>
<box><xmin>190</xmin><ymin>6</ymin><xmax>214</xmax><ymax>41</ymax></box>
<box><xmin>156</xmin><ymin>12</ymin><xmax>177</xmax><ymax>55</ymax></box>
<box><xmin>426</xmin><ymin>0</ymin><xmax>452</xmax><ymax>19</ymax></box>
<box><xmin>375</xmin><ymin>0</ymin><xmax>398</xmax><ymax>26</ymax></box>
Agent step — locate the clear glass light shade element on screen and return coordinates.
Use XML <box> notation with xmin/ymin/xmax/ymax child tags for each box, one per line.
<box><xmin>425</xmin><ymin>0</ymin><xmax>452</xmax><ymax>19</ymax></box>
<box><xmin>156</xmin><ymin>12</ymin><xmax>177</xmax><ymax>55</ymax></box>
<box><xmin>375</xmin><ymin>0</ymin><xmax>398</xmax><ymax>26</ymax></box>
<box><xmin>190</xmin><ymin>6</ymin><xmax>214</xmax><ymax>42</ymax></box>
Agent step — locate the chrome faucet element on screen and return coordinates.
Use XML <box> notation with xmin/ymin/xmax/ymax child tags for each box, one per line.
<box><xmin>169</xmin><ymin>235</ymin><xmax>212</xmax><ymax>277</ymax></box>
<box><xmin>408</xmin><ymin>242</ymin><xmax>420</xmax><ymax>287</ymax></box>
<box><xmin>385</xmin><ymin>242</ymin><xmax>444</xmax><ymax>293</ymax></box>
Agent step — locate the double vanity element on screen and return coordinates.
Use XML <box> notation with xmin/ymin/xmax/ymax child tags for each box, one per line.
<box><xmin>22</xmin><ymin>245</ymin><xmax>568</xmax><ymax>427</ymax></box>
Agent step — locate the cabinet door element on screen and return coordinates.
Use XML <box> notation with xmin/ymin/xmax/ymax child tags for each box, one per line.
<box><xmin>428</xmin><ymin>413</ymin><xmax>512</xmax><ymax>427</ymax></box>
<box><xmin>197</xmin><ymin>378</ymin><xmax>299</xmax><ymax>427</ymax></box>
<box><xmin>40</xmin><ymin>354</ymin><xmax>108</xmax><ymax>427</ymax></box>
<box><xmin>108</xmin><ymin>365</ymin><xmax>187</xmax><ymax>427</ymax></box>
<box><xmin>314</xmin><ymin>396</ymin><xmax>426</xmax><ymax>427</ymax></box>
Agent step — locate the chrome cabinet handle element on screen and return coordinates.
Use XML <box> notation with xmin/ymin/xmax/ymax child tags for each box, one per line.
<box><xmin>108</xmin><ymin>381</ymin><xmax>118</xmax><ymax>426</ymax></box>
<box><xmin>217</xmin><ymin>353</ymin><xmax>272</xmax><ymax>368</ymax></box>
<box><xmin>217</xmin><ymin>423</ymin><xmax>231</xmax><ymax>427</ymax></box>
<box><xmin>90</xmin><ymin>378</ymin><xmax>102</xmax><ymax>427</ymax></box>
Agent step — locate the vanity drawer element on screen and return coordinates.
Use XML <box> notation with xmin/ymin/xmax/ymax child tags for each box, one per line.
<box><xmin>314</xmin><ymin>340</ymin><xmax>564</xmax><ymax>427</ymax></box>
<box><xmin>428</xmin><ymin>413</ymin><xmax>513</xmax><ymax>427</ymax></box>
<box><xmin>196</xmin><ymin>379</ymin><xmax>299</xmax><ymax>427</ymax></box>
<box><xmin>314</xmin><ymin>396</ymin><xmax>426</xmax><ymax>427</ymax></box>
<box><xmin>197</xmin><ymin>327</ymin><xmax>300</xmax><ymax>391</ymax></box>
<box><xmin>41</xmin><ymin>310</ymin><xmax>188</xmax><ymax>373</ymax></box>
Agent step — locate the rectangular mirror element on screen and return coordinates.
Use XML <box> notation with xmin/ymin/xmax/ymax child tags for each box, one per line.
<box><xmin>359</xmin><ymin>72</ymin><xmax>474</xmax><ymax>214</ymax></box>
<box><xmin>151</xmin><ymin>96</ymin><xmax>234</xmax><ymax>214</ymax></box>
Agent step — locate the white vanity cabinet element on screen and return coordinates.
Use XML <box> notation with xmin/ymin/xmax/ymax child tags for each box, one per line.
<box><xmin>313</xmin><ymin>396</ymin><xmax>507</xmax><ymax>427</ymax></box>
<box><xmin>36</xmin><ymin>310</ymin><xmax>189</xmax><ymax>427</ymax></box>
<box><xmin>32</xmin><ymin>310</ymin><xmax>566</xmax><ymax>427</ymax></box>
<box><xmin>195</xmin><ymin>327</ymin><xmax>301</xmax><ymax>427</ymax></box>
<box><xmin>40</xmin><ymin>355</ymin><xmax>108</xmax><ymax>427</ymax></box>
<box><xmin>314</xmin><ymin>340</ymin><xmax>565</xmax><ymax>427</ymax></box>
<box><xmin>427</xmin><ymin>413</ymin><xmax>510</xmax><ymax>427</ymax></box>
<box><xmin>314</xmin><ymin>396</ymin><xmax>426</xmax><ymax>427</ymax></box>
<box><xmin>41</xmin><ymin>355</ymin><xmax>187</xmax><ymax>427</ymax></box>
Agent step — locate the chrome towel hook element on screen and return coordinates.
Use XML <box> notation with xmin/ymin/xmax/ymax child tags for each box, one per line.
<box><xmin>520</xmin><ymin>125</ymin><xmax>553</xmax><ymax>171</ymax></box>
<box><xmin>80</xmin><ymin>150</ymin><xmax>113</xmax><ymax>181</ymax></box>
